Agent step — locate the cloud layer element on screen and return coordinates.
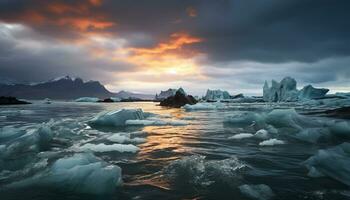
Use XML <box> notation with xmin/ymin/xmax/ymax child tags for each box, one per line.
<box><xmin>0</xmin><ymin>0</ymin><xmax>349</xmax><ymax>95</ymax></box>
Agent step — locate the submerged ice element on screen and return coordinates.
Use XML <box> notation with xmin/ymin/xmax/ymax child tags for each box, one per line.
<box><xmin>6</xmin><ymin>153</ymin><xmax>122</xmax><ymax>194</ymax></box>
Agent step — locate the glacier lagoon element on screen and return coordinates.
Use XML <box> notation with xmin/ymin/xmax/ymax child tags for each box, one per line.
<box><xmin>0</xmin><ymin>101</ymin><xmax>350</xmax><ymax>200</ymax></box>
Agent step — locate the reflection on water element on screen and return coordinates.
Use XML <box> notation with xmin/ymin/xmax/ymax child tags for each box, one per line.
<box><xmin>0</xmin><ymin>101</ymin><xmax>349</xmax><ymax>200</ymax></box>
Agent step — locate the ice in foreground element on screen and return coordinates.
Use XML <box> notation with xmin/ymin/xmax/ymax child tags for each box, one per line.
<box><xmin>304</xmin><ymin>142</ymin><xmax>350</xmax><ymax>186</ymax></box>
<box><xmin>239</xmin><ymin>184</ymin><xmax>274</xmax><ymax>200</ymax></box>
<box><xmin>6</xmin><ymin>153</ymin><xmax>122</xmax><ymax>194</ymax></box>
<box><xmin>89</xmin><ymin>108</ymin><xmax>147</xmax><ymax>127</ymax></box>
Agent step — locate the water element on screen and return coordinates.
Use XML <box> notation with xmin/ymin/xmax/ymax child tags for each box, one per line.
<box><xmin>0</xmin><ymin>101</ymin><xmax>349</xmax><ymax>200</ymax></box>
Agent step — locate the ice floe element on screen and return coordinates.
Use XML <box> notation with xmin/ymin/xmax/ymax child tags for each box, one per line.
<box><xmin>6</xmin><ymin>153</ymin><xmax>122</xmax><ymax>194</ymax></box>
<box><xmin>78</xmin><ymin>143</ymin><xmax>139</xmax><ymax>153</ymax></box>
<box><xmin>304</xmin><ymin>143</ymin><xmax>350</xmax><ymax>186</ymax></box>
<box><xmin>259</xmin><ymin>139</ymin><xmax>285</xmax><ymax>146</ymax></box>
<box><xmin>239</xmin><ymin>184</ymin><xmax>274</xmax><ymax>200</ymax></box>
<box><xmin>89</xmin><ymin>108</ymin><xmax>148</xmax><ymax>127</ymax></box>
<box><xmin>229</xmin><ymin>133</ymin><xmax>254</xmax><ymax>140</ymax></box>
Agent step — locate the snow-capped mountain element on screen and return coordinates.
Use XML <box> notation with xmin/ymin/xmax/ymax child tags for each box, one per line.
<box><xmin>0</xmin><ymin>76</ymin><xmax>114</xmax><ymax>99</ymax></box>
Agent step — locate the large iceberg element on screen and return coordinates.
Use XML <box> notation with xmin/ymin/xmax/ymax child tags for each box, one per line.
<box><xmin>298</xmin><ymin>85</ymin><xmax>329</xmax><ymax>100</ymax></box>
<box><xmin>204</xmin><ymin>89</ymin><xmax>231</xmax><ymax>101</ymax></box>
<box><xmin>263</xmin><ymin>77</ymin><xmax>329</xmax><ymax>102</ymax></box>
<box><xmin>6</xmin><ymin>153</ymin><xmax>122</xmax><ymax>194</ymax></box>
<box><xmin>89</xmin><ymin>108</ymin><xmax>147</xmax><ymax>127</ymax></box>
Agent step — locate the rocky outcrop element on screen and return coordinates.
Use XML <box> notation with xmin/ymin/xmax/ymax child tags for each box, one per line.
<box><xmin>159</xmin><ymin>89</ymin><xmax>197</xmax><ymax>108</ymax></box>
<box><xmin>263</xmin><ymin>77</ymin><xmax>329</xmax><ymax>102</ymax></box>
<box><xmin>155</xmin><ymin>88</ymin><xmax>177</xmax><ymax>101</ymax></box>
<box><xmin>0</xmin><ymin>96</ymin><xmax>31</xmax><ymax>105</ymax></box>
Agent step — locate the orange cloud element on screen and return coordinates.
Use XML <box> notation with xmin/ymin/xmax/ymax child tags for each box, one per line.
<box><xmin>112</xmin><ymin>32</ymin><xmax>206</xmax><ymax>80</ymax></box>
<box><xmin>56</xmin><ymin>18</ymin><xmax>114</xmax><ymax>31</ymax></box>
<box><xmin>128</xmin><ymin>32</ymin><xmax>202</xmax><ymax>55</ymax></box>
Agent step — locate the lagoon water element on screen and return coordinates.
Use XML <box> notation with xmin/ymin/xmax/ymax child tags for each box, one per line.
<box><xmin>0</xmin><ymin>101</ymin><xmax>349</xmax><ymax>200</ymax></box>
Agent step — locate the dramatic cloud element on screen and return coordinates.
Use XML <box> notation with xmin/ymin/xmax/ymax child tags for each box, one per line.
<box><xmin>0</xmin><ymin>0</ymin><xmax>349</xmax><ymax>95</ymax></box>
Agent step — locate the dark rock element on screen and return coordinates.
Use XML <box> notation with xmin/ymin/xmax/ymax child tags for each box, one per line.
<box><xmin>0</xmin><ymin>96</ymin><xmax>31</xmax><ymax>105</ymax></box>
<box><xmin>98</xmin><ymin>98</ymin><xmax>114</xmax><ymax>103</ymax></box>
<box><xmin>159</xmin><ymin>90</ymin><xmax>197</xmax><ymax>108</ymax></box>
<box><xmin>305</xmin><ymin>107</ymin><xmax>350</xmax><ymax>119</ymax></box>
<box><xmin>231</xmin><ymin>93</ymin><xmax>244</xmax><ymax>99</ymax></box>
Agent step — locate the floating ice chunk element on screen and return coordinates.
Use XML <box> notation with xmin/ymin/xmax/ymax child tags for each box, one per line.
<box><xmin>78</xmin><ymin>143</ymin><xmax>139</xmax><ymax>153</ymax></box>
<box><xmin>0</xmin><ymin>126</ymin><xmax>26</xmax><ymax>141</ymax></box>
<box><xmin>75</xmin><ymin>97</ymin><xmax>99</xmax><ymax>102</ymax></box>
<box><xmin>254</xmin><ymin>129</ymin><xmax>269</xmax><ymax>139</ymax></box>
<box><xmin>304</xmin><ymin>143</ymin><xmax>350</xmax><ymax>186</ymax></box>
<box><xmin>224</xmin><ymin>111</ymin><xmax>266</xmax><ymax>129</ymax></box>
<box><xmin>7</xmin><ymin>153</ymin><xmax>122</xmax><ymax>194</ymax></box>
<box><xmin>89</xmin><ymin>108</ymin><xmax>147</xmax><ymax>127</ymax></box>
<box><xmin>229</xmin><ymin>133</ymin><xmax>254</xmax><ymax>140</ymax></box>
<box><xmin>259</xmin><ymin>139</ymin><xmax>285</xmax><ymax>146</ymax></box>
<box><xmin>107</xmin><ymin>133</ymin><xmax>146</xmax><ymax>144</ymax></box>
<box><xmin>183</xmin><ymin>102</ymin><xmax>224</xmax><ymax>111</ymax></box>
<box><xmin>239</xmin><ymin>184</ymin><xmax>274</xmax><ymax>200</ymax></box>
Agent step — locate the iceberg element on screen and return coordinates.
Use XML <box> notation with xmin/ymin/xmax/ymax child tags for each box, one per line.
<box><xmin>263</xmin><ymin>77</ymin><xmax>328</xmax><ymax>102</ymax></box>
<box><xmin>78</xmin><ymin>143</ymin><xmax>139</xmax><ymax>153</ymax></box>
<box><xmin>75</xmin><ymin>97</ymin><xmax>99</xmax><ymax>102</ymax></box>
<box><xmin>239</xmin><ymin>184</ymin><xmax>274</xmax><ymax>200</ymax></box>
<box><xmin>107</xmin><ymin>133</ymin><xmax>146</xmax><ymax>144</ymax></box>
<box><xmin>298</xmin><ymin>85</ymin><xmax>329</xmax><ymax>100</ymax></box>
<box><xmin>259</xmin><ymin>138</ymin><xmax>285</xmax><ymax>146</ymax></box>
<box><xmin>304</xmin><ymin>143</ymin><xmax>350</xmax><ymax>186</ymax></box>
<box><xmin>183</xmin><ymin>102</ymin><xmax>224</xmax><ymax>111</ymax></box>
<box><xmin>204</xmin><ymin>89</ymin><xmax>231</xmax><ymax>101</ymax></box>
<box><xmin>229</xmin><ymin>133</ymin><xmax>254</xmax><ymax>140</ymax></box>
<box><xmin>89</xmin><ymin>108</ymin><xmax>147</xmax><ymax>127</ymax></box>
<box><xmin>6</xmin><ymin>153</ymin><xmax>122</xmax><ymax>194</ymax></box>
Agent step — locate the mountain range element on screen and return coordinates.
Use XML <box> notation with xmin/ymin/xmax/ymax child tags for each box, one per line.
<box><xmin>0</xmin><ymin>76</ymin><xmax>154</xmax><ymax>100</ymax></box>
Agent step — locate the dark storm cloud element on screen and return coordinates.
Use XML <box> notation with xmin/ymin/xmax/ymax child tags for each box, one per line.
<box><xmin>0</xmin><ymin>0</ymin><xmax>349</xmax><ymax>93</ymax></box>
<box><xmin>1</xmin><ymin>0</ymin><xmax>349</xmax><ymax>62</ymax></box>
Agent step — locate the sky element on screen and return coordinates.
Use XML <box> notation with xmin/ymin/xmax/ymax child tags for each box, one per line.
<box><xmin>0</xmin><ymin>0</ymin><xmax>349</xmax><ymax>96</ymax></box>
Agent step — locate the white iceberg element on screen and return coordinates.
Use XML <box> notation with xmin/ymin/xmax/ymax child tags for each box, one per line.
<box><xmin>78</xmin><ymin>143</ymin><xmax>139</xmax><ymax>153</ymax></box>
<box><xmin>107</xmin><ymin>133</ymin><xmax>146</xmax><ymax>144</ymax></box>
<box><xmin>75</xmin><ymin>97</ymin><xmax>99</xmax><ymax>102</ymax></box>
<box><xmin>183</xmin><ymin>102</ymin><xmax>225</xmax><ymax>111</ymax></box>
<box><xmin>259</xmin><ymin>138</ymin><xmax>285</xmax><ymax>146</ymax></box>
<box><xmin>229</xmin><ymin>133</ymin><xmax>254</xmax><ymax>140</ymax></box>
<box><xmin>89</xmin><ymin>108</ymin><xmax>147</xmax><ymax>127</ymax></box>
<box><xmin>6</xmin><ymin>153</ymin><xmax>122</xmax><ymax>194</ymax></box>
<box><xmin>263</xmin><ymin>77</ymin><xmax>328</xmax><ymax>102</ymax></box>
